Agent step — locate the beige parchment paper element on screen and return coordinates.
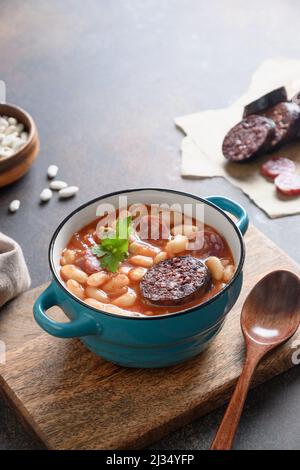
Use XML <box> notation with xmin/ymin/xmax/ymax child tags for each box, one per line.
<box><xmin>175</xmin><ymin>58</ymin><xmax>300</xmax><ymax>218</ymax></box>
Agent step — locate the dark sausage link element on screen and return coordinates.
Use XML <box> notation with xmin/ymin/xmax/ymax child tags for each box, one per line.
<box><xmin>222</xmin><ymin>115</ymin><xmax>275</xmax><ymax>162</ymax></box>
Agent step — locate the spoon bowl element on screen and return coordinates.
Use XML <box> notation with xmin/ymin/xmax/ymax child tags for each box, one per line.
<box><xmin>242</xmin><ymin>270</ymin><xmax>300</xmax><ymax>348</ymax></box>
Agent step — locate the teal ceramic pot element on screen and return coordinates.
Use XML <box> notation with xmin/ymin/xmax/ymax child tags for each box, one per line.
<box><xmin>33</xmin><ymin>189</ymin><xmax>248</xmax><ymax>368</ymax></box>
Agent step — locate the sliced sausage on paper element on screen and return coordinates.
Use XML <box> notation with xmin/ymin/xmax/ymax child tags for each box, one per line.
<box><xmin>222</xmin><ymin>115</ymin><xmax>275</xmax><ymax>162</ymax></box>
<box><xmin>262</xmin><ymin>101</ymin><xmax>300</xmax><ymax>149</ymax></box>
<box><xmin>243</xmin><ymin>87</ymin><xmax>287</xmax><ymax>117</ymax></box>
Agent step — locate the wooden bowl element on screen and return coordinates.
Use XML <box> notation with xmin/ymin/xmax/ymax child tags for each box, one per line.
<box><xmin>0</xmin><ymin>103</ymin><xmax>40</xmax><ymax>188</ymax></box>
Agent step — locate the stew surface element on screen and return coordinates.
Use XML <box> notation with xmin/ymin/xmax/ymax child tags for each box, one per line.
<box><xmin>60</xmin><ymin>207</ymin><xmax>235</xmax><ymax>316</ymax></box>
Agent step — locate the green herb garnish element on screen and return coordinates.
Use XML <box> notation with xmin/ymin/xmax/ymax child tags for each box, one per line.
<box><xmin>91</xmin><ymin>216</ymin><xmax>132</xmax><ymax>272</ymax></box>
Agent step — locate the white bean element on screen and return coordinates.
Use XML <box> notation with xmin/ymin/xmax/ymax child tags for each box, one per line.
<box><xmin>223</xmin><ymin>265</ymin><xmax>235</xmax><ymax>282</ymax></box>
<box><xmin>205</xmin><ymin>256</ymin><xmax>224</xmax><ymax>281</ymax></box>
<box><xmin>12</xmin><ymin>137</ymin><xmax>25</xmax><ymax>150</ymax></box>
<box><xmin>84</xmin><ymin>298</ymin><xmax>106</xmax><ymax>310</ymax></box>
<box><xmin>49</xmin><ymin>180</ymin><xmax>68</xmax><ymax>190</ymax></box>
<box><xmin>154</xmin><ymin>251</ymin><xmax>168</xmax><ymax>264</ymax></box>
<box><xmin>47</xmin><ymin>164</ymin><xmax>58</xmax><ymax>179</ymax></box>
<box><xmin>171</xmin><ymin>224</ymin><xmax>198</xmax><ymax>238</ymax></box>
<box><xmin>112</xmin><ymin>289</ymin><xmax>137</xmax><ymax>308</ymax></box>
<box><xmin>59</xmin><ymin>186</ymin><xmax>79</xmax><ymax>199</ymax></box>
<box><xmin>0</xmin><ymin>117</ymin><xmax>8</xmax><ymax>128</ymax></box>
<box><xmin>128</xmin><ymin>267</ymin><xmax>147</xmax><ymax>281</ymax></box>
<box><xmin>103</xmin><ymin>273</ymin><xmax>129</xmax><ymax>292</ymax></box>
<box><xmin>61</xmin><ymin>264</ymin><xmax>88</xmax><ymax>283</ymax></box>
<box><xmin>16</xmin><ymin>123</ymin><xmax>24</xmax><ymax>133</ymax></box>
<box><xmin>1</xmin><ymin>134</ymin><xmax>18</xmax><ymax>147</ymax></box>
<box><xmin>129</xmin><ymin>241</ymin><xmax>159</xmax><ymax>257</ymax></box>
<box><xmin>66</xmin><ymin>279</ymin><xmax>85</xmax><ymax>300</ymax></box>
<box><xmin>21</xmin><ymin>131</ymin><xmax>29</xmax><ymax>141</ymax></box>
<box><xmin>85</xmin><ymin>298</ymin><xmax>127</xmax><ymax>315</ymax></box>
<box><xmin>85</xmin><ymin>286</ymin><xmax>109</xmax><ymax>303</ymax></box>
<box><xmin>40</xmin><ymin>188</ymin><xmax>53</xmax><ymax>202</ymax></box>
<box><xmin>8</xmin><ymin>199</ymin><xmax>20</xmax><ymax>213</ymax></box>
<box><xmin>129</xmin><ymin>255</ymin><xmax>153</xmax><ymax>268</ymax></box>
<box><xmin>62</xmin><ymin>249</ymin><xmax>76</xmax><ymax>264</ymax></box>
<box><xmin>0</xmin><ymin>147</ymin><xmax>14</xmax><ymax>158</ymax></box>
<box><xmin>165</xmin><ymin>234</ymin><xmax>188</xmax><ymax>254</ymax></box>
<box><xmin>8</xmin><ymin>117</ymin><xmax>17</xmax><ymax>125</ymax></box>
<box><xmin>87</xmin><ymin>271</ymin><xmax>110</xmax><ymax>287</ymax></box>
<box><xmin>4</xmin><ymin>125</ymin><xmax>17</xmax><ymax>135</ymax></box>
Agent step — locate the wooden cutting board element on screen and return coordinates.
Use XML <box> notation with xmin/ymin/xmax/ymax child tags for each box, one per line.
<box><xmin>0</xmin><ymin>225</ymin><xmax>300</xmax><ymax>450</ymax></box>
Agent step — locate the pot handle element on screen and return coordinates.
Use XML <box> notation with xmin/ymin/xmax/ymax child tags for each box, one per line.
<box><xmin>205</xmin><ymin>196</ymin><xmax>249</xmax><ymax>235</ymax></box>
<box><xmin>33</xmin><ymin>282</ymin><xmax>101</xmax><ymax>338</ymax></box>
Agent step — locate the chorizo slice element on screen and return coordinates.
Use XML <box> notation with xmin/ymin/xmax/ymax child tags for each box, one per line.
<box><xmin>260</xmin><ymin>157</ymin><xmax>296</xmax><ymax>180</ymax></box>
<box><xmin>243</xmin><ymin>87</ymin><xmax>287</xmax><ymax>118</ymax></box>
<box><xmin>75</xmin><ymin>250</ymin><xmax>101</xmax><ymax>274</ymax></box>
<box><xmin>140</xmin><ymin>255</ymin><xmax>211</xmax><ymax>306</ymax></box>
<box><xmin>274</xmin><ymin>173</ymin><xmax>300</xmax><ymax>196</ymax></box>
<box><xmin>222</xmin><ymin>115</ymin><xmax>275</xmax><ymax>162</ymax></box>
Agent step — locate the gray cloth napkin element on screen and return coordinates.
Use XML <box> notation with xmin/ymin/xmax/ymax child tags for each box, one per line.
<box><xmin>0</xmin><ymin>232</ymin><xmax>31</xmax><ymax>307</ymax></box>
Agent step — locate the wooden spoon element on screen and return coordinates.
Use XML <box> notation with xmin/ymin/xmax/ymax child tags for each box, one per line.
<box><xmin>211</xmin><ymin>270</ymin><xmax>300</xmax><ymax>450</ymax></box>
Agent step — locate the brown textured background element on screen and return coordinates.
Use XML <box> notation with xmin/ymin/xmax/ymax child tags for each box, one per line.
<box><xmin>0</xmin><ymin>0</ymin><xmax>300</xmax><ymax>449</ymax></box>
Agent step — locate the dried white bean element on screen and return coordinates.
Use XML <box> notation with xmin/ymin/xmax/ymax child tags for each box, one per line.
<box><xmin>205</xmin><ymin>256</ymin><xmax>224</xmax><ymax>281</ymax></box>
<box><xmin>49</xmin><ymin>180</ymin><xmax>68</xmax><ymax>190</ymax></box>
<box><xmin>8</xmin><ymin>199</ymin><xmax>20</xmax><ymax>213</ymax></box>
<box><xmin>4</xmin><ymin>125</ymin><xmax>17</xmax><ymax>135</ymax></box>
<box><xmin>40</xmin><ymin>188</ymin><xmax>53</xmax><ymax>202</ymax></box>
<box><xmin>47</xmin><ymin>164</ymin><xmax>58</xmax><ymax>179</ymax></box>
<box><xmin>59</xmin><ymin>186</ymin><xmax>79</xmax><ymax>199</ymax></box>
<box><xmin>129</xmin><ymin>255</ymin><xmax>154</xmax><ymax>268</ymax></box>
<box><xmin>11</xmin><ymin>137</ymin><xmax>25</xmax><ymax>150</ymax></box>
<box><xmin>0</xmin><ymin>147</ymin><xmax>14</xmax><ymax>158</ymax></box>
<box><xmin>0</xmin><ymin>115</ymin><xmax>28</xmax><ymax>159</ymax></box>
<box><xmin>61</xmin><ymin>264</ymin><xmax>88</xmax><ymax>283</ymax></box>
<box><xmin>20</xmin><ymin>131</ymin><xmax>29</xmax><ymax>141</ymax></box>
<box><xmin>112</xmin><ymin>289</ymin><xmax>137</xmax><ymax>308</ymax></box>
<box><xmin>166</xmin><ymin>234</ymin><xmax>189</xmax><ymax>254</ymax></box>
<box><xmin>66</xmin><ymin>279</ymin><xmax>85</xmax><ymax>300</ymax></box>
<box><xmin>0</xmin><ymin>117</ymin><xmax>8</xmax><ymax>128</ymax></box>
<box><xmin>1</xmin><ymin>134</ymin><xmax>18</xmax><ymax>147</ymax></box>
<box><xmin>16</xmin><ymin>123</ymin><xmax>24</xmax><ymax>133</ymax></box>
<box><xmin>8</xmin><ymin>117</ymin><xmax>17</xmax><ymax>125</ymax></box>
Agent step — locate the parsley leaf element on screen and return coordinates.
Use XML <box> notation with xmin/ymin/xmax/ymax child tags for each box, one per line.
<box><xmin>91</xmin><ymin>216</ymin><xmax>132</xmax><ymax>272</ymax></box>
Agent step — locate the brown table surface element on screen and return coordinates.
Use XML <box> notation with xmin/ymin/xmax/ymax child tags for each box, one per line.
<box><xmin>0</xmin><ymin>0</ymin><xmax>300</xmax><ymax>450</ymax></box>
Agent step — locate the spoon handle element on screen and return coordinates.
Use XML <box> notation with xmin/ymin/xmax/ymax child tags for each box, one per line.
<box><xmin>210</xmin><ymin>351</ymin><xmax>261</xmax><ymax>450</ymax></box>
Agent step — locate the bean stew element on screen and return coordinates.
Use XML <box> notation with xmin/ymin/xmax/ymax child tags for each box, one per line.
<box><xmin>60</xmin><ymin>207</ymin><xmax>235</xmax><ymax>317</ymax></box>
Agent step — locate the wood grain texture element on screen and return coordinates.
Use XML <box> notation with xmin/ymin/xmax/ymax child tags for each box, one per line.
<box><xmin>0</xmin><ymin>225</ymin><xmax>299</xmax><ymax>450</ymax></box>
